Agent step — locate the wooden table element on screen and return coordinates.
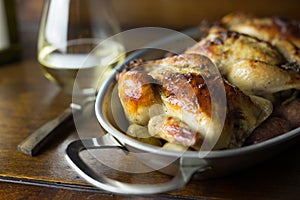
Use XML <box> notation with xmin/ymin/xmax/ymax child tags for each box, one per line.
<box><xmin>0</xmin><ymin>57</ymin><xmax>299</xmax><ymax>200</ymax></box>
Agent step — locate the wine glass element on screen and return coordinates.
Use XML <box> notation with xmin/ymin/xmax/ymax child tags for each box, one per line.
<box><xmin>37</xmin><ymin>0</ymin><xmax>125</xmax><ymax>96</ymax></box>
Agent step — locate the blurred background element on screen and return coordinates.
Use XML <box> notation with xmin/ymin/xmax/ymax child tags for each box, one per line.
<box><xmin>16</xmin><ymin>0</ymin><xmax>300</xmax><ymax>58</ymax></box>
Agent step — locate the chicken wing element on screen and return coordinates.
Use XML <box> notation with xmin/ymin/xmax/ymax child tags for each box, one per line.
<box><xmin>117</xmin><ymin>67</ymin><xmax>162</xmax><ymax>126</ymax></box>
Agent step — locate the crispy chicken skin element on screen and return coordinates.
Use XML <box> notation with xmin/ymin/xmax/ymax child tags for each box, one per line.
<box><xmin>186</xmin><ymin>27</ymin><xmax>284</xmax><ymax>73</ymax></box>
<box><xmin>220</xmin><ymin>12</ymin><xmax>300</xmax><ymax>63</ymax></box>
<box><xmin>117</xmin><ymin>68</ymin><xmax>162</xmax><ymax>126</ymax></box>
<box><xmin>148</xmin><ymin>114</ymin><xmax>203</xmax><ymax>149</ymax></box>
<box><xmin>118</xmin><ymin>54</ymin><xmax>272</xmax><ymax>149</ymax></box>
<box><xmin>185</xmin><ymin>26</ymin><xmax>300</xmax><ymax>97</ymax></box>
<box><xmin>226</xmin><ymin>60</ymin><xmax>300</xmax><ymax>95</ymax></box>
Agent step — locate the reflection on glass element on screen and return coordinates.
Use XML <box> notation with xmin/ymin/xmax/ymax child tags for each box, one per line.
<box><xmin>38</xmin><ymin>0</ymin><xmax>125</xmax><ymax>96</ymax></box>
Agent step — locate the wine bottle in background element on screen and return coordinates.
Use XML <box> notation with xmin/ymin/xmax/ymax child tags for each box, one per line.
<box><xmin>0</xmin><ymin>0</ymin><xmax>20</xmax><ymax>65</ymax></box>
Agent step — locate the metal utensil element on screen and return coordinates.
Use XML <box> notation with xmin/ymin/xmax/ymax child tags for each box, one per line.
<box><xmin>18</xmin><ymin>96</ymin><xmax>95</xmax><ymax>156</ymax></box>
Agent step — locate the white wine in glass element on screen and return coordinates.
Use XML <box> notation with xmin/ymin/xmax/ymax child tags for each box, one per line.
<box><xmin>37</xmin><ymin>0</ymin><xmax>125</xmax><ymax>96</ymax></box>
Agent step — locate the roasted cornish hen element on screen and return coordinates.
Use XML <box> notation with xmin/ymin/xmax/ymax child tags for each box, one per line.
<box><xmin>118</xmin><ymin>54</ymin><xmax>272</xmax><ymax>150</ymax></box>
<box><xmin>117</xmin><ymin>13</ymin><xmax>300</xmax><ymax>150</ymax></box>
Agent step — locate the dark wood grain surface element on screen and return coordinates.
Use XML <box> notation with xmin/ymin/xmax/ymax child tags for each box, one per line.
<box><xmin>0</xmin><ymin>1</ymin><xmax>299</xmax><ymax>199</ymax></box>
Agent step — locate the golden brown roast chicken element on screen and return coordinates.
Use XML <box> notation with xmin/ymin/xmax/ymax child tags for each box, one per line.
<box><xmin>117</xmin><ymin>13</ymin><xmax>300</xmax><ymax>150</ymax></box>
<box><xmin>118</xmin><ymin>54</ymin><xmax>272</xmax><ymax>150</ymax></box>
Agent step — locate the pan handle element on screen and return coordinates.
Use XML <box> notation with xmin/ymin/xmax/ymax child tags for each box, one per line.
<box><xmin>65</xmin><ymin>134</ymin><xmax>211</xmax><ymax>195</ymax></box>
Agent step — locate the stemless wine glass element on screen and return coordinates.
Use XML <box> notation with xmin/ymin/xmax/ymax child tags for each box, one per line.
<box><xmin>37</xmin><ymin>0</ymin><xmax>125</xmax><ymax>96</ymax></box>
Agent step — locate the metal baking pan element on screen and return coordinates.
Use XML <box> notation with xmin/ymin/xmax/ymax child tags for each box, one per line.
<box><xmin>65</xmin><ymin>27</ymin><xmax>300</xmax><ymax>195</ymax></box>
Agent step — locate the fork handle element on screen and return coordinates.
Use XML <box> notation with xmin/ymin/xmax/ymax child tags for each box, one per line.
<box><xmin>18</xmin><ymin>106</ymin><xmax>73</xmax><ymax>156</ymax></box>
